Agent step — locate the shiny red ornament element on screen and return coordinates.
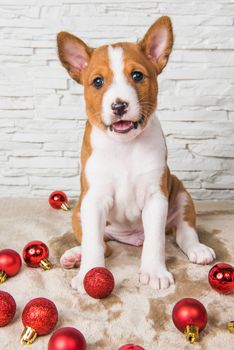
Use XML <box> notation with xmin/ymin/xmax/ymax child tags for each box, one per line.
<box><xmin>21</xmin><ymin>297</ymin><xmax>58</xmax><ymax>345</ymax></box>
<box><xmin>208</xmin><ymin>263</ymin><xmax>234</xmax><ymax>294</ymax></box>
<box><xmin>48</xmin><ymin>327</ymin><xmax>87</xmax><ymax>350</ymax></box>
<box><xmin>0</xmin><ymin>248</ymin><xmax>22</xmax><ymax>283</ymax></box>
<box><xmin>172</xmin><ymin>298</ymin><xmax>207</xmax><ymax>344</ymax></box>
<box><xmin>49</xmin><ymin>190</ymin><xmax>70</xmax><ymax>211</ymax></box>
<box><xmin>23</xmin><ymin>240</ymin><xmax>53</xmax><ymax>270</ymax></box>
<box><xmin>84</xmin><ymin>267</ymin><xmax>115</xmax><ymax>299</ymax></box>
<box><xmin>0</xmin><ymin>291</ymin><xmax>16</xmax><ymax>327</ymax></box>
<box><xmin>119</xmin><ymin>345</ymin><xmax>145</xmax><ymax>350</ymax></box>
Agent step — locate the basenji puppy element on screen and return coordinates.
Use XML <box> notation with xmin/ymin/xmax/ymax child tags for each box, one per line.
<box><xmin>57</xmin><ymin>16</ymin><xmax>215</xmax><ymax>292</ymax></box>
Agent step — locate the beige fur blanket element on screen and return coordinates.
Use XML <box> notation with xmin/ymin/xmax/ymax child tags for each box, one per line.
<box><xmin>0</xmin><ymin>199</ymin><xmax>233</xmax><ymax>350</ymax></box>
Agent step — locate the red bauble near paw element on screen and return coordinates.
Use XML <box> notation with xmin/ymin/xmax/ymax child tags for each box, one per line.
<box><xmin>172</xmin><ymin>298</ymin><xmax>207</xmax><ymax>344</ymax></box>
<box><xmin>83</xmin><ymin>267</ymin><xmax>115</xmax><ymax>299</ymax></box>
<box><xmin>48</xmin><ymin>327</ymin><xmax>87</xmax><ymax>350</ymax></box>
<box><xmin>0</xmin><ymin>291</ymin><xmax>16</xmax><ymax>327</ymax></box>
<box><xmin>23</xmin><ymin>240</ymin><xmax>53</xmax><ymax>270</ymax></box>
<box><xmin>208</xmin><ymin>263</ymin><xmax>234</xmax><ymax>294</ymax></box>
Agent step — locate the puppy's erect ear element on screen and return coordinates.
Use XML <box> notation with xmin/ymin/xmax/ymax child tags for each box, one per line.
<box><xmin>139</xmin><ymin>16</ymin><xmax>173</xmax><ymax>74</ymax></box>
<box><xmin>57</xmin><ymin>32</ymin><xmax>93</xmax><ymax>84</ymax></box>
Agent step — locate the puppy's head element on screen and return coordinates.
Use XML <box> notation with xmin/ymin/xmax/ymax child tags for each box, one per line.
<box><xmin>57</xmin><ymin>16</ymin><xmax>173</xmax><ymax>141</ymax></box>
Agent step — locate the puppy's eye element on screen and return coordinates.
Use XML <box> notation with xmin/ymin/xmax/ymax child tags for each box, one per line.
<box><xmin>131</xmin><ymin>71</ymin><xmax>144</xmax><ymax>83</ymax></box>
<box><xmin>92</xmin><ymin>76</ymin><xmax>104</xmax><ymax>89</ymax></box>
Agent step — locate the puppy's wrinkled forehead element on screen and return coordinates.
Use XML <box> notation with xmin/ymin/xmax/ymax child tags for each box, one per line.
<box><xmin>84</xmin><ymin>42</ymin><xmax>154</xmax><ymax>86</ymax></box>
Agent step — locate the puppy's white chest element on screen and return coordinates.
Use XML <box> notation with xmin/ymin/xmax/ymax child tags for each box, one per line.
<box><xmin>85</xmin><ymin>116</ymin><xmax>166</xmax><ymax>226</ymax></box>
<box><xmin>109</xmin><ymin>163</ymin><xmax>144</xmax><ymax>223</ymax></box>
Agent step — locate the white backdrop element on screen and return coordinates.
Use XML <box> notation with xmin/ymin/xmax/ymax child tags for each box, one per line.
<box><xmin>0</xmin><ymin>0</ymin><xmax>234</xmax><ymax>200</ymax></box>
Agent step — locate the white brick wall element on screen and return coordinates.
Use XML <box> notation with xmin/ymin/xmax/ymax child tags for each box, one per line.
<box><xmin>0</xmin><ymin>0</ymin><xmax>234</xmax><ymax>200</ymax></box>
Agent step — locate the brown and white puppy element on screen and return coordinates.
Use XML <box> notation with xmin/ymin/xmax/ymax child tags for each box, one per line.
<box><xmin>57</xmin><ymin>16</ymin><xmax>215</xmax><ymax>292</ymax></box>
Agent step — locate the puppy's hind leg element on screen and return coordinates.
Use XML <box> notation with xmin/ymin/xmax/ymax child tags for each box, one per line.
<box><xmin>175</xmin><ymin>191</ymin><xmax>216</xmax><ymax>265</ymax></box>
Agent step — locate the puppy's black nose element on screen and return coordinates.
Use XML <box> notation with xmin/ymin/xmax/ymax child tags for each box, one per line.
<box><xmin>111</xmin><ymin>99</ymin><xmax>128</xmax><ymax>116</ymax></box>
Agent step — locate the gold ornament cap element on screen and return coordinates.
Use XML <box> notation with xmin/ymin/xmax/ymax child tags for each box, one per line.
<box><xmin>228</xmin><ymin>321</ymin><xmax>234</xmax><ymax>334</ymax></box>
<box><xmin>20</xmin><ymin>326</ymin><xmax>38</xmax><ymax>345</ymax></box>
<box><xmin>40</xmin><ymin>258</ymin><xmax>53</xmax><ymax>270</ymax></box>
<box><xmin>184</xmin><ymin>325</ymin><xmax>199</xmax><ymax>344</ymax></box>
<box><xmin>0</xmin><ymin>270</ymin><xmax>7</xmax><ymax>283</ymax></box>
<box><xmin>61</xmin><ymin>202</ymin><xmax>70</xmax><ymax>211</ymax></box>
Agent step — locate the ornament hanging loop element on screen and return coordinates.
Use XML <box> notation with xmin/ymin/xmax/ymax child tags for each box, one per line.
<box><xmin>20</xmin><ymin>326</ymin><xmax>38</xmax><ymax>345</ymax></box>
<box><xmin>228</xmin><ymin>321</ymin><xmax>234</xmax><ymax>334</ymax></box>
<box><xmin>40</xmin><ymin>258</ymin><xmax>53</xmax><ymax>270</ymax></box>
<box><xmin>61</xmin><ymin>202</ymin><xmax>70</xmax><ymax>211</ymax></box>
<box><xmin>0</xmin><ymin>270</ymin><xmax>7</xmax><ymax>283</ymax></box>
<box><xmin>184</xmin><ymin>325</ymin><xmax>199</xmax><ymax>344</ymax></box>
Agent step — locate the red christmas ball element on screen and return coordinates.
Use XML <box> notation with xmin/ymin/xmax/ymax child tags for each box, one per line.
<box><xmin>48</xmin><ymin>327</ymin><xmax>87</xmax><ymax>350</ymax></box>
<box><xmin>21</xmin><ymin>297</ymin><xmax>58</xmax><ymax>345</ymax></box>
<box><xmin>0</xmin><ymin>291</ymin><xmax>16</xmax><ymax>327</ymax></box>
<box><xmin>0</xmin><ymin>248</ymin><xmax>22</xmax><ymax>282</ymax></box>
<box><xmin>23</xmin><ymin>240</ymin><xmax>52</xmax><ymax>270</ymax></box>
<box><xmin>208</xmin><ymin>263</ymin><xmax>234</xmax><ymax>294</ymax></box>
<box><xmin>84</xmin><ymin>267</ymin><xmax>115</xmax><ymax>299</ymax></box>
<box><xmin>119</xmin><ymin>345</ymin><xmax>145</xmax><ymax>350</ymax></box>
<box><xmin>22</xmin><ymin>297</ymin><xmax>58</xmax><ymax>335</ymax></box>
<box><xmin>49</xmin><ymin>190</ymin><xmax>70</xmax><ymax>210</ymax></box>
<box><xmin>172</xmin><ymin>298</ymin><xmax>207</xmax><ymax>343</ymax></box>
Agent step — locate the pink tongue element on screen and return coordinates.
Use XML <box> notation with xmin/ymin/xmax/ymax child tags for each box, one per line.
<box><xmin>112</xmin><ymin>121</ymin><xmax>132</xmax><ymax>132</ymax></box>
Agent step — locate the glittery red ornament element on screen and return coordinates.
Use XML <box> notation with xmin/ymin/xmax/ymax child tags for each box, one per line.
<box><xmin>23</xmin><ymin>240</ymin><xmax>53</xmax><ymax>270</ymax></box>
<box><xmin>48</xmin><ymin>327</ymin><xmax>87</xmax><ymax>350</ymax></box>
<box><xmin>84</xmin><ymin>267</ymin><xmax>115</xmax><ymax>299</ymax></box>
<box><xmin>172</xmin><ymin>298</ymin><xmax>207</xmax><ymax>344</ymax></box>
<box><xmin>21</xmin><ymin>297</ymin><xmax>58</xmax><ymax>345</ymax></box>
<box><xmin>49</xmin><ymin>190</ymin><xmax>70</xmax><ymax>211</ymax></box>
<box><xmin>208</xmin><ymin>263</ymin><xmax>234</xmax><ymax>294</ymax></box>
<box><xmin>0</xmin><ymin>291</ymin><xmax>16</xmax><ymax>327</ymax></box>
<box><xmin>119</xmin><ymin>345</ymin><xmax>145</xmax><ymax>350</ymax></box>
<box><xmin>0</xmin><ymin>248</ymin><xmax>22</xmax><ymax>283</ymax></box>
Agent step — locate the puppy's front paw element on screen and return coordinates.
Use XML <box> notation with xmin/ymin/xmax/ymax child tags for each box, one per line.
<box><xmin>187</xmin><ymin>243</ymin><xmax>216</xmax><ymax>265</ymax></box>
<box><xmin>60</xmin><ymin>246</ymin><xmax>81</xmax><ymax>269</ymax></box>
<box><xmin>139</xmin><ymin>268</ymin><xmax>174</xmax><ymax>290</ymax></box>
<box><xmin>71</xmin><ymin>273</ymin><xmax>86</xmax><ymax>294</ymax></box>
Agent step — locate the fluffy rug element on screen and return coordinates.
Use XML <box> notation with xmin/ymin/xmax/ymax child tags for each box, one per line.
<box><xmin>0</xmin><ymin>199</ymin><xmax>233</xmax><ymax>350</ymax></box>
